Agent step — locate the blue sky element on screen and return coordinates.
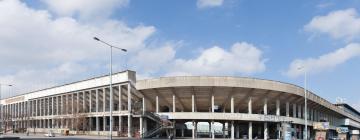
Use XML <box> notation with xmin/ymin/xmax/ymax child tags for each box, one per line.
<box><xmin>0</xmin><ymin>0</ymin><xmax>360</xmax><ymax>109</ymax></box>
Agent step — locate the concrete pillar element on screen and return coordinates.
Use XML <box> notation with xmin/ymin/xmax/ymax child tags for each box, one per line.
<box><xmin>181</xmin><ymin>127</ymin><xmax>184</xmax><ymax>137</ymax></box>
<box><xmin>192</xmin><ymin>121</ymin><xmax>196</xmax><ymax>139</ymax></box>
<box><xmin>119</xmin><ymin>85</ymin><xmax>122</xmax><ymax>111</ymax></box>
<box><xmin>211</xmin><ymin>94</ymin><xmax>214</xmax><ymax>113</ymax></box>
<box><xmin>142</xmin><ymin>97</ymin><xmax>146</xmax><ymax>114</ymax></box>
<box><xmin>212</xmin><ymin>121</ymin><xmax>215</xmax><ymax>139</ymax></box>
<box><xmin>127</xmin><ymin>84</ymin><xmax>132</xmax><ymax>138</ymax></box>
<box><xmin>156</xmin><ymin>96</ymin><xmax>159</xmax><ymax>113</ymax></box>
<box><xmin>286</xmin><ymin>102</ymin><xmax>290</xmax><ymax>117</ymax></box>
<box><xmin>173</xmin><ymin>94</ymin><xmax>176</xmax><ymax>112</ymax></box>
<box><xmin>222</xmin><ymin>122</ymin><xmax>226</xmax><ymax>138</ymax></box>
<box><xmin>61</xmin><ymin>95</ymin><xmax>64</xmax><ymax>115</ymax></box>
<box><xmin>96</xmin><ymin>89</ymin><xmax>99</xmax><ymax>112</ymax></box>
<box><xmin>35</xmin><ymin>99</ymin><xmax>38</xmax><ymax>116</ymax></box>
<box><xmin>248</xmin><ymin>97</ymin><xmax>252</xmax><ymax>114</ymax></box>
<box><xmin>264</xmin><ymin>122</ymin><xmax>268</xmax><ymax>140</ymax></box>
<box><xmin>249</xmin><ymin>122</ymin><xmax>253</xmax><ymax>140</ymax></box>
<box><xmin>208</xmin><ymin>122</ymin><xmax>211</xmax><ymax>137</ymax></box>
<box><xmin>103</xmin><ymin>89</ymin><xmax>106</xmax><ymax>112</ymax></box>
<box><xmin>96</xmin><ymin>117</ymin><xmax>99</xmax><ymax>132</ymax></box>
<box><xmin>277</xmin><ymin>123</ymin><xmax>281</xmax><ymax>139</ymax></box>
<box><xmin>298</xmin><ymin>105</ymin><xmax>302</xmax><ymax>118</ymax></box>
<box><xmin>89</xmin><ymin>91</ymin><xmax>92</xmax><ymax>112</ymax></box>
<box><xmin>293</xmin><ymin>104</ymin><xmax>296</xmax><ymax>118</ymax></box>
<box><xmin>83</xmin><ymin>91</ymin><xmax>86</xmax><ymax>113</ymax></box>
<box><xmin>103</xmin><ymin>116</ymin><xmax>106</xmax><ymax>131</ymax></box>
<box><xmin>192</xmin><ymin>94</ymin><xmax>195</xmax><ymax>112</ymax></box>
<box><xmin>231</xmin><ymin>121</ymin><xmax>235</xmax><ymax>139</ymax></box>
<box><xmin>139</xmin><ymin>117</ymin><xmax>143</xmax><ymax>137</ymax></box>
<box><xmin>51</xmin><ymin>97</ymin><xmax>54</xmax><ymax>116</ymax></box>
<box><xmin>231</xmin><ymin>96</ymin><xmax>234</xmax><ymax>113</ymax></box>
<box><xmin>236</xmin><ymin>123</ymin><xmax>240</xmax><ymax>139</ymax></box>
<box><xmin>264</xmin><ymin>98</ymin><xmax>268</xmax><ymax>115</ymax></box>
<box><xmin>119</xmin><ymin>116</ymin><xmax>122</xmax><ymax>133</ymax></box>
<box><xmin>276</xmin><ymin>99</ymin><xmax>280</xmax><ymax>116</ymax></box>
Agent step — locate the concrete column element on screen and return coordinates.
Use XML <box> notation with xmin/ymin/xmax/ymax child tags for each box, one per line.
<box><xmin>89</xmin><ymin>91</ymin><xmax>92</xmax><ymax>112</ymax></box>
<box><xmin>264</xmin><ymin>98</ymin><xmax>268</xmax><ymax>115</ymax></box>
<box><xmin>211</xmin><ymin>94</ymin><xmax>214</xmax><ymax>113</ymax></box>
<box><xmin>103</xmin><ymin>89</ymin><xmax>106</xmax><ymax>112</ymax></box>
<box><xmin>139</xmin><ymin>117</ymin><xmax>143</xmax><ymax>137</ymax></box>
<box><xmin>303</xmin><ymin>105</ymin><xmax>305</xmax><ymax>119</ymax></box>
<box><xmin>212</xmin><ymin>121</ymin><xmax>215</xmax><ymax>139</ymax></box>
<box><xmin>264</xmin><ymin>122</ymin><xmax>268</xmax><ymax>140</ymax></box>
<box><xmin>172</xmin><ymin>94</ymin><xmax>175</xmax><ymax>112</ymax></box>
<box><xmin>249</xmin><ymin>122</ymin><xmax>253</xmax><ymax>140</ymax></box>
<box><xmin>47</xmin><ymin>98</ymin><xmax>50</xmax><ymax>116</ymax></box>
<box><xmin>192</xmin><ymin>94</ymin><xmax>195</xmax><ymax>112</ymax></box>
<box><xmin>127</xmin><ymin>83</ymin><xmax>132</xmax><ymax>138</ymax></box>
<box><xmin>231</xmin><ymin>96</ymin><xmax>234</xmax><ymax>113</ymax></box>
<box><xmin>51</xmin><ymin>97</ymin><xmax>54</xmax><ymax>116</ymax></box>
<box><xmin>248</xmin><ymin>97</ymin><xmax>252</xmax><ymax>114</ymax></box>
<box><xmin>96</xmin><ymin>117</ymin><xmax>99</xmax><ymax>132</ymax></box>
<box><xmin>142</xmin><ymin>97</ymin><xmax>146</xmax><ymax>114</ymax></box>
<box><xmin>286</xmin><ymin>102</ymin><xmax>290</xmax><ymax>117</ymax></box>
<box><xmin>181</xmin><ymin>127</ymin><xmax>184</xmax><ymax>137</ymax></box>
<box><xmin>77</xmin><ymin>93</ymin><xmax>80</xmax><ymax>113</ymax></box>
<box><xmin>96</xmin><ymin>89</ymin><xmax>99</xmax><ymax>112</ymax></box>
<box><xmin>103</xmin><ymin>116</ymin><xmax>106</xmax><ymax>131</ymax></box>
<box><xmin>208</xmin><ymin>122</ymin><xmax>211</xmax><ymax>137</ymax></box>
<box><xmin>293</xmin><ymin>104</ymin><xmax>296</xmax><ymax>118</ymax></box>
<box><xmin>231</xmin><ymin>121</ymin><xmax>235</xmax><ymax>139</ymax></box>
<box><xmin>276</xmin><ymin>99</ymin><xmax>280</xmax><ymax>116</ymax></box>
<box><xmin>51</xmin><ymin>119</ymin><xmax>54</xmax><ymax>129</ymax></box>
<box><xmin>119</xmin><ymin>116</ymin><xmax>122</xmax><ymax>133</ymax></box>
<box><xmin>298</xmin><ymin>105</ymin><xmax>301</xmax><ymax>118</ymax></box>
<box><xmin>156</xmin><ymin>96</ymin><xmax>159</xmax><ymax>113</ymax></box>
<box><xmin>71</xmin><ymin>94</ymin><xmax>74</xmax><ymax>114</ymax></box>
<box><xmin>236</xmin><ymin>123</ymin><xmax>239</xmax><ymax>139</ymax></box>
<box><xmin>83</xmin><ymin>91</ymin><xmax>86</xmax><ymax>113</ymax></box>
<box><xmin>192</xmin><ymin>121</ymin><xmax>196</xmax><ymax>139</ymax></box>
<box><xmin>119</xmin><ymin>85</ymin><xmax>122</xmax><ymax>111</ymax></box>
<box><xmin>35</xmin><ymin>99</ymin><xmax>38</xmax><ymax>116</ymax></box>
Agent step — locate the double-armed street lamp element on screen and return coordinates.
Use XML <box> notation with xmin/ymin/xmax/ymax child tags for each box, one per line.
<box><xmin>93</xmin><ymin>37</ymin><xmax>127</xmax><ymax>140</ymax></box>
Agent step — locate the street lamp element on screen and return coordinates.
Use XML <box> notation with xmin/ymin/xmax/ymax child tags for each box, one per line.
<box><xmin>297</xmin><ymin>66</ymin><xmax>308</xmax><ymax>140</ymax></box>
<box><xmin>0</xmin><ymin>84</ymin><xmax>12</xmax><ymax>134</ymax></box>
<box><xmin>93</xmin><ymin>37</ymin><xmax>127</xmax><ymax>140</ymax></box>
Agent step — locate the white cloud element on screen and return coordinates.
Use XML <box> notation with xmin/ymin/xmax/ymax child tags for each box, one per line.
<box><xmin>41</xmin><ymin>0</ymin><xmax>129</xmax><ymax>20</ymax></box>
<box><xmin>197</xmin><ymin>0</ymin><xmax>224</xmax><ymax>9</ymax></box>
<box><xmin>129</xmin><ymin>42</ymin><xmax>178</xmax><ymax>75</ymax></box>
<box><xmin>285</xmin><ymin>43</ymin><xmax>360</xmax><ymax>77</ymax></box>
<box><xmin>305</xmin><ymin>8</ymin><xmax>360</xmax><ymax>41</ymax></box>
<box><xmin>0</xmin><ymin>0</ymin><xmax>155</xmax><ymax>97</ymax></box>
<box><xmin>167</xmin><ymin>42</ymin><xmax>266</xmax><ymax>76</ymax></box>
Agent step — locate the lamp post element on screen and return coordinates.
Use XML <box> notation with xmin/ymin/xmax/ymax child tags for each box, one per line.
<box><xmin>0</xmin><ymin>84</ymin><xmax>12</xmax><ymax>134</ymax></box>
<box><xmin>93</xmin><ymin>37</ymin><xmax>127</xmax><ymax>140</ymax></box>
<box><xmin>298</xmin><ymin>66</ymin><xmax>308</xmax><ymax>140</ymax></box>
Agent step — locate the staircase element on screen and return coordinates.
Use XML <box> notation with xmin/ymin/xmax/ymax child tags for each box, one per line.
<box><xmin>141</xmin><ymin>111</ymin><xmax>174</xmax><ymax>138</ymax></box>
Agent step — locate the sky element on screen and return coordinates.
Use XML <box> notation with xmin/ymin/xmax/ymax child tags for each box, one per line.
<box><xmin>0</xmin><ymin>0</ymin><xmax>360</xmax><ymax>110</ymax></box>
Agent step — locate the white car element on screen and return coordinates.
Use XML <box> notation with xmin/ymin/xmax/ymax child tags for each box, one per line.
<box><xmin>44</xmin><ymin>131</ymin><xmax>55</xmax><ymax>137</ymax></box>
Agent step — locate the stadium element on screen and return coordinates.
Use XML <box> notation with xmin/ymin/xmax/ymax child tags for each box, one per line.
<box><xmin>1</xmin><ymin>70</ymin><xmax>359</xmax><ymax>139</ymax></box>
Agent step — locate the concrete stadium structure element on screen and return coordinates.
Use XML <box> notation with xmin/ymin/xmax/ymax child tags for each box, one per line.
<box><xmin>1</xmin><ymin>70</ymin><xmax>360</xmax><ymax>139</ymax></box>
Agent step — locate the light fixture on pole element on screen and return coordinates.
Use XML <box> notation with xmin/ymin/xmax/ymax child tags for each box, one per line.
<box><xmin>93</xmin><ymin>37</ymin><xmax>126</xmax><ymax>140</ymax></box>
<box><xmin>297</xmin><ymin>66</ymin><xmax>308</xmax><ymax>140</ymax></box>
<box><xmin>0</xmin><ymin>84</ymin><xmax>12</xmax><ymax>134</ymax></box>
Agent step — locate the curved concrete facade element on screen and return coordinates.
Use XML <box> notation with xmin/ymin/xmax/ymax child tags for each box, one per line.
<box><xmin>0</xmin><ymin>71</ymin><xmax>359</xmax><ymax>139</ymax></box>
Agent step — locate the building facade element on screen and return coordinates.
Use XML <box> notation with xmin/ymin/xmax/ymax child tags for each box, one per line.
<box><xmin>1</xmin><ymin>70</ymin><xmax>360</xmax><ymax>139</ymax></box>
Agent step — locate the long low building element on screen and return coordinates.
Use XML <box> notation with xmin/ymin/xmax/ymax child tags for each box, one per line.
<box><xmin>0</xmin><ymin>70</ymin><xmax>359</xmax><ymax>139</ymax></box>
